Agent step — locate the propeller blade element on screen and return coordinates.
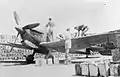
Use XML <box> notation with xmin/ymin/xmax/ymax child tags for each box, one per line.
<box><xmin>23</xmin><ymin>23</ymin><xmax>40</xmax><ymax>29</ymax></box>
<box><xmin>13</xmin><ymin>11</ymin><xmax>20</xmax><ymax>25</ymax></box>
<box><xmin>30</xmin><ymin>29</ymin><xmax>44</xmax><ymax>34</ymax></box>
<box><xmin>14</xmin><ymin>33</ymin><xmax>19</xmax><ymax>43</ymax></box>
<box><xmin>9</xmin><ymin>47</ymin><xmax>14</xmax><ymax>52</ymax></box>
<box><xmin>9</xmin><ymin>33</ymin><xmax>19</xmax><ymax>52</ymax></box>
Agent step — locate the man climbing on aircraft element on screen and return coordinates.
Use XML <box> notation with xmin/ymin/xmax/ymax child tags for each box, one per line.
<box><xmin>56</xmin><ymin>34</ymin><xmax>64</xmax><ymax>40</ymax></box>
<box><xmin>45</xmin><ymin>18</ymin><xmax>55</xmax><ymax>42</ymax></box>
<box><xmin>74</xmin><ymin>24</ymin><xmax>89</xmax><ymax>37</ymax></box>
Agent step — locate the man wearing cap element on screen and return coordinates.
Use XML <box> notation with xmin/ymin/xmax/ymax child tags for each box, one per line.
<box><xmin>45</xmin><ymin>18</ymin><xmax>55</xmax><ymax>42</ymax></box>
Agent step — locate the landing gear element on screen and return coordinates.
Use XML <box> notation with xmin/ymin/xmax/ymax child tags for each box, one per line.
<box><xmin>26</xmin><ymin>55</ymin><xmax>34</xmax><ymax>64</ymax></box>
<box><xmin>86</xmin><ymin>48</ymin><xmax>91</xmax><ymax>58</ymax></box>
<box><xmin>86</xmin><ymin>55</ymin><xmax>89</xmax><ymax>58</ymax></box>
<box><xmin>25</xmin><ymin>51</ymin><xmax>36</xmax><ymax>64</ymax></box>
<box><xmin>45</xmin><ymin>53</ymin><xmax>54</xmax><ymax>64</ymax></box>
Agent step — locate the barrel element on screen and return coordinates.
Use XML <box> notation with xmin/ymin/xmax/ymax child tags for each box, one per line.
<box><xmin>75</xmin><ymin>63</ymin><xmax>82</xmax><ymax>75</ymax></box>
<box><xmin>89</xmin><ymin>63</ymin><xmax>98</xmax><ymax>76</ymax></box>
<box><xmin>35</xmin><ymin>58</ymin><xmax>46</xmax><ymax>66</ymax></box>
<box><xmin>54</xmin><ymin>58</ymin><xmax>59</xmax><ymax>64</ymax></box>
<box><xmin>47</xmin><ymin>58</ymin><xmax>53</xmax><ymax>65</ymax></box>
<box><xmin>81</xmin><ymin>63</ymin><xmax>89</xmax><ymax>76</ymax></box>
<box><xmin>97</xmin><ymin>63</ymin><xmax>108</xmax><ymax>76</ymax></box>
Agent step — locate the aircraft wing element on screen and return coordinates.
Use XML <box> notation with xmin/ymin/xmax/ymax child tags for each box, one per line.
<box><xmin>0</xmin><ymin>43</ymin><xmax>32</xmax><ymax>49</ymax></box>
<box><xmin>40</xmin><ymin>40</ymin><xmax>65</xmax><ymax>52</ymax></box>
<box><xmin>71</xmin><ymin>32</ymin><xmax>116</xmax><ymax>50</ymax></box>
<box><xmin>40</xmin><ymin>32</ymin><xmax>117</xmax><ymax>53</ymax></box>
<box><xmin>40</xmin><ymin>40</ymin><xmax>65</xmax><ymax>48</ymax></box>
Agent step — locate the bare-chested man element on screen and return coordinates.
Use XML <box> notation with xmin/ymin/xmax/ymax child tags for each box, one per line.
<box><xmin>74</xmin><ymin>24</ymin><xmax>88</xmax><ymax>37</ymax></box>
<box><xmin>45</xmin><ymin>18</ymin><xmax>55</xmax><ymax>42</ymax></box>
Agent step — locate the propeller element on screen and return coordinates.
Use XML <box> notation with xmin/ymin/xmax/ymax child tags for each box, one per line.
<box><xmin>9</xmin><ymin>11</ymin><xmax>21</xmax><ymax>52</ymax></box>
<box><xmin>13</xmin><ymin>11</ymin><xmax>20</xmax><ymax>25</ymax></box>
<box><xmin>9</xmin><ymin>11</ymin><xmax>40</xmax><ymax>52</ymax></box>
<box><xmin>23</xmin><ymin>23</ymin><xmax>40</xmax><ymax>30</ymax></box>
<box><xmin>14</xmin><ymin>11</ymin><xmax>40</xmax><ymax>29</ymax></box>
<box><xmin>9</xmin><ymin>33</ymin><xmax>19</xmax><ymax>52</ymax></box>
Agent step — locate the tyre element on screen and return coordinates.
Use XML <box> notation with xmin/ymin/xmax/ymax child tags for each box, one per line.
<box><xmin>26</xmin><ymin>55</ymin><xmax>34</xmax><ymax>64</ymax></box>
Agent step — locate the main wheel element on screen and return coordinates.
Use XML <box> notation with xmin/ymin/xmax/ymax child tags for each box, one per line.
<box><xmin>26</xmin><ymin>55</ymin><xmax>34</xmax><ymax>64</ymax></box>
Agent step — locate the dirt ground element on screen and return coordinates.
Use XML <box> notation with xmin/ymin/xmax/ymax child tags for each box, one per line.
<box><xmin>0</xmin><ymin>56</ymin><xmax>112</xmax><ymax>77</ymax></box>
<box><xmin>0</xmin><ymin>63</ymin><xmax>77</xmax><ymax>77</ymax></box>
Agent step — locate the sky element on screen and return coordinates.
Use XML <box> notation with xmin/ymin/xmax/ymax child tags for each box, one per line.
<box><xmin>0</xmin><ymin>0</ymin><xmax>119</xmax><ymax>35</ymax></box>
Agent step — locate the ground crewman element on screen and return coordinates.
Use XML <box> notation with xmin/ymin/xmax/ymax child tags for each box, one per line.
<box><xmin>45</xmin><ymin>18</ymin><xmax>55</xmax><ymax>42</ymax></box>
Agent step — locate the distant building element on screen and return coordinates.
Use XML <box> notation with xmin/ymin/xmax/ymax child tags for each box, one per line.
<box><xmin>0</xmin><ymin>34</ymin><xmax>21</xmax><ymax>43</ymax></box>
<box><xmin>0</xmin><ymin>34</ymin><xmax>32</xmax><ymax>61</ymax></box>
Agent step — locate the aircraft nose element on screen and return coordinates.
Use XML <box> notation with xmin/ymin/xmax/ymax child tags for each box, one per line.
<box><xmin>15</xmin><ymin>27</ymin><xmax>23</xmax><ymax>33</ymax></box>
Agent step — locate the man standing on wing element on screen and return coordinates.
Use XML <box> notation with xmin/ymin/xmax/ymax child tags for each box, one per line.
<box><xmin>74</xmin><ymin>24</ymin><xmax>88</xmax><ymax>37</ymax></box>
<box><xmin>45</xmin><ymin>18</ymin><xmax>55</xmax><ymax>42</ymax></box>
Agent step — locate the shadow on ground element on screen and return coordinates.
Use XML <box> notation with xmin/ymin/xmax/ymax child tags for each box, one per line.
<box><xmin>0</xmin><ymin>61</ymin><xmax>35</xmax><ymax>66</ymax></box>
<box><xmin>74</xmin><ymin>56</ymin><xmax>99</xmax><ymax>59</ymax></box>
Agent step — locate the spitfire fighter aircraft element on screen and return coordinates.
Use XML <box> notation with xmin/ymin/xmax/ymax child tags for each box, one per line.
<box><xmin>0</xmin><ymin>11</ymin><xmax>119</xmax><ymax>64</ymax></box>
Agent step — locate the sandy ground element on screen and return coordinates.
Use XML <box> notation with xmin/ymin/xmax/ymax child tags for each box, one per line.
<box><xmin>0</xmin><ymin>63</ymin><xmax>76</xmax><ymax>77</ymax></box>
<box><xmin>0</xmin><ymin>56</ymin><xmax>112</xmax><ymax>77</ymax></box>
